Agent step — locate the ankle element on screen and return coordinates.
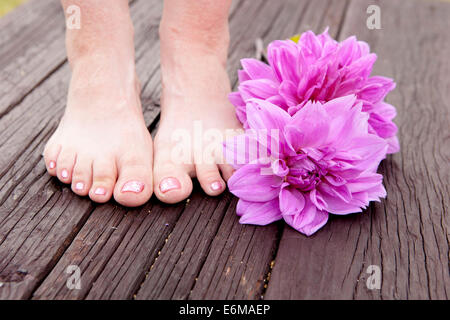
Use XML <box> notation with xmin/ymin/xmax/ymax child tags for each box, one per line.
<box><xmin>67</xmin><ymin>54</ymin><xmax>140</xmax><ymax>111</ymax></box>
<box><xmin>159</xmin><ymin>21</ymin><xmax>230</xmax><ymax>64</ymax></box>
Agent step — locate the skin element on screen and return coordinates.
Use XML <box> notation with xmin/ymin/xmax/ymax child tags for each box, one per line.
<box><xmin>44</xmin><ymin>0</ymin><xmax>241</xmax><ymax>206</ymax></box>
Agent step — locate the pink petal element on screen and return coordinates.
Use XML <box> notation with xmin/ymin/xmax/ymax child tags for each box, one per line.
<box><xmin>368</xmin><ymin>113</ymin><xmax>398</xmax><ymax>139</ymax></box>
<box><xmin>346</xmin><ymin>172</ymin><xmax>384</xmax><ymax>193</ymax></box>
<box><xmin>267</xmin><ymin>40</ymin><xmax>299</xmax><ymax>83</ymax></box>
<box><xmin>279</xmin><ymin>80</ymin><xmax>299</xmax><ymax>107</ymax></box>
<box><xmin>238</xmin><ymin>70</ymin><xmax>251</xmax><ymax>83</ymax></box>
<box><xmin>237</xmin><ymin>199</ymin><xmax>282</xmax><ymax>225</ymax></box>
<box><xmin>345</xmin><ymin>135</ymin><xmax>388</xmax><ymax>172</ymax></box>
<box><xmin>279</xmin><ymin>184</ymin><xmax>305</xmax><ymax>216</ymax></box>
<box><xmin>317</xmin><ymin>184</ymin><xmax>363</xmax><ymax>215</ymax></box>
<box><xmin>246</xmin><ymin>99</ymin><xmax>291</xmax><ymax>131</ymax></box>
<box><xmin>239</xmin><ymin>79</ymin><xmax>279</xmax><ymax>101</ymax></box>
<box><xmin>290</xmin><ymin>101</ymin><xmax>330</xmax><ymax>147</ymax></box>
<box><xmin>241</xmin><ymin>58</ymin><xmax>277</xmax><ymax>81</ymax></box>
<box><xmin>386</xmin><ymin>135</ymin><xmax>400</xmax><ymax>154</ymax></box>
<box><xmin>229</xmin><ymin>91</ymin><xmax>245</xmax><ymax>108</ymax></box>
<box><xmin>228</xmin><ymin>163</ymin><xmax>282</xmax><ymax>202</ymax></box>
<box><xmin>282</xmin><ymin>196</ymin><xmax>329</xmax><ymax>236</ymax></box>
<box><xmin>223</xmin><ymin>134</ymin><xmax>270</xmax><ymax>168</ymax></box>
<box><xmin>358</xmin><ymin>76</ymin><xmax>396</xmax><ymax>104</ymax></box>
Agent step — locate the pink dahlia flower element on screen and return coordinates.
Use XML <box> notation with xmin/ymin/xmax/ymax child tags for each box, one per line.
<box><xmin>229</xmin><ymin>29</ymin><xmax>399</xmax><ymax>154</ymax></box>
<box><xmin>224</xmin><ymin>95</ymin><xmax>388</xmax><ymax>236</ymax></box>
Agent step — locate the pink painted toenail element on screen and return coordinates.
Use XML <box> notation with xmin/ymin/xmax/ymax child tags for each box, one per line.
<box><xmin>121</xmin><ymin>181</ymin><xmax>144</xmax><ymax>193</ymax></box>
<box><xmin>94</xmin><ymin>187</ymin><xmax>106</xmax><ymax>196</ymax></box>
<box><xmin>49</xmin><ymin>161</ymin><xmax>56</xmax><ymax>169</ymax></box>
<box><xmin>61</xmin><ymin>169</ymin><xmax>69</xmax><ymax>179</ymax></box>
<box><xmin>160</xmin><ymin>177</ymin><xmax>181</xmax><ymax>193</ymax></box>
<box><xmin>211</xmin><ymin>181</ymin><xmax>222</xmax><ymax>191</ymax></box>
<box><xmin>75</xmin><ymin>182</ymin><xmax>84</xmax><ymax>191</ymax></box>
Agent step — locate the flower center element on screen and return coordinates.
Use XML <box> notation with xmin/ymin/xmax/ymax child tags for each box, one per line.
<box><xmin>285</xmin><ymin>152</ymin><xmax>327</xmax><ymax>191</ymax></box>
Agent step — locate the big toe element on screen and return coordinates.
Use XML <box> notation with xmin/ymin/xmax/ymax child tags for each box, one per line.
<box><xmin>114</xmin><ymin>153</ymin><xmax>153</xmax><ymax>207</ymax></box>
<box><xmin>153</xmin><ymin>141</ymin><xmax>193</xmax><ymax>204</ymax></box>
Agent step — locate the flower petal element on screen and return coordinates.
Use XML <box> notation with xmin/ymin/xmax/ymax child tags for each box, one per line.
<box><xmin>239</xmin><ymin>79</ymin><xmax>279</xmax><ymax>101</ymax></box>
<box><xmin>241</xmin><ymin>58</ymin><xmax>277</xmax><ymax>81</ymax></box>
<box><xmin>237</xmin><ymin>199</ymin><xmax>282</xmax><ymax>225</ymax></box>
<box><xmin>246</xmin><ymin>99</ymin><xmax>291</xmax><ymax>131</ymax></box>
<box><xmin>290</xmin><ymin>101</ymin><xmax>330</xmax><ymax>147</ymax></box>
<box><xmin>282</xmin><ymin>196</ymin><xmax>329</xmax><ymax>236</ymax></box>
<box><xmin>223</xmin><ymin>133</ymin><xmax>269</xmax><ymax>168</ymax></box>
<box><xmin>317</xmin><ymin>184</ymin><xmax>363</xmax><ymax>215</ymax></box>
<box><xmin>358</xmin><ymin>76</ymin><xmax>396</xmax><ymax>104</ymax></box>
<box><xmin>279</xmin><ymin>184</ymin><xmax>305</xmax><ymax>216</ymax></box>
<box><xmin>228</xmin><ymin>163</ymin><xmax>282</xmax><ymax>202</ymax></box>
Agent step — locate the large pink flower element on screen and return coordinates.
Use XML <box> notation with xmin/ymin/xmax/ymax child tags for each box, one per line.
<box><xmin>224</xmin><ymin>95</ymin><xmax>388</xmax><ymax>236</ymax></box>
<box><xmin>229</xmin><ymin>29</ymin><xmax>399</xmax><ymax>154</ymax></box>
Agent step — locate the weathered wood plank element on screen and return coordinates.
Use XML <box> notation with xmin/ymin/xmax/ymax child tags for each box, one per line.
<box><xmin>30</xmin><ymin>0</ymin><xmax>240</xmax><ymax>300</ymax></box>
<box><xmin>0</xmin><ymin>0</ymin><xmax>66</xmax><ymax>118</ymax></box>
<box><xmin>32</xmin><ymin>0</ymin><xmax>274</xmax><ymax>300</ymax></box>
<box><xmin>133</xmin><ymin>0</ymin><xmax>297</xmax><ymax>300</ymax></box>
<box><xmin>33</xmin><ymin>0</ymin><xmax>348</xmax><ymax>300</ymax></box>
<box><xmin>32</xmin><ymin>198</ymin><xmax>185</xmax><ymax>299</ymax></box>
<box><xmin>29</xmin><ymin>0</ymin><xmax>276</xmax><ymax>300</ymax></box>
<box><xmin>0</xmin><ymin>0</ymin><xmax>163</xmax><ymax>299</ymax></box>
<box><xmin>0</xmin><ymin>0</ymin><xmax>60</xmax><ymax>64</ymax></box>
<box><xmin>0</xmin><ymin>0</ymin><xmax>137</xmax><ymax>119</ymax></box>
<box><xmin>135</xmin><ymin>192</ymin><xmax>234</xmax><ymax>300</ymax></box>
<box><xmin>265</xmin><ymin>0</ymin><xmax>450</xmax><ymax>300</ymax></box>
<box><xmin>187</xmin><ymin>0</ymin><xmax>350</xmax><ymax>300</ymax></box>
<box><xmin>1</xmin><ymin>0</ymin><xmax>447</xmax><ymax>301</ymax></box>
<box><xmin>188</xmin><ymin>198</ymin><xmax>282</xmax><ymax>300</ymax></box>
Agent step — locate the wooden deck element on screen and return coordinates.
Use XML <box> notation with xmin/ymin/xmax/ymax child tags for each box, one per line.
<box><xmin>0</xmin><ymin>0</ymin><xmax>448</xmax><ymax>300</ymax></box>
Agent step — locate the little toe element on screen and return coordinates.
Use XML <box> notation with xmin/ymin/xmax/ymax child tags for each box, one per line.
<box><xmin>71</xmin><ymin>155</ymin><xmax>93</xmax><ymax>196</ymax></box>
<box><xmin>196</xmin><ymin>164</ymin><xmax>226</xmax><ymax>196</ymax></box>
<box><xmin>43</xmin><ymin>142</ymin><xmax>61</xmax><ymax>176</ymax></box>
<box><xmin>114</xmin><ymin>156</ymin><xmax>153</xmax><ymax>207</ymax></box>
<box><xmin>89</xmin><ymin>159</ymin><xmax>117</xmax><ymax>203</ymax></box>
<box><xmin>56</xmin><ymin>148</ymin><xmax>77</xmax><ymax>184</ymax></box>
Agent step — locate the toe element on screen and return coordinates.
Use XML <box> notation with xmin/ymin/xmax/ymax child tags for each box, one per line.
<box><xmin>196</xmin><ymin>163</ymin><xmax>226</xmax><ymax>196</ymax></box>
<box><xmin>114</xmin><ymin>154</ymin><xmax>153</xmax><ymax>207</ymax></box>
<box><xmin>71</xmin><ymin>155</ymin><xmax>93</xmax><ymax>196</ymax></box>
<box><xmin>154</xmin><ymin>169</ymin><xmax>193</xmax><ymax>204</ymax></box>
<box><xmin>56</xmin><ymin>148</ymin><xmax>77</xmax><ymax>184</ymax></box>
<box><xmin>153</xmin><ymin>145</ymin><xmax>193</xmax><ymax>203</ymax></box>
<box><xmin>43</xmin><ymin>142</ymin><xmax>61</xmax><ymax>176</ymax></box>
<box><xmin>89</xmin><ymin>158</ymin><xmax>117</xmax><ymax>203</ymax></box>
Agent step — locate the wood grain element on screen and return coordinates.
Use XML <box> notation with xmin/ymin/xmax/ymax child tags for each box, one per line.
<box><xmin>264</xmin><ymin>0</ymin><xmax>450</xmax><ymax>300</ymax></box>
<box><xmin>0</xmin><ymin>0</ymin><xmax>448</xmax><ymax>300</ymax></box>
<box><xmin>0</xmin><ymin>0</ymin><xmax>162</xmax><ymax>300</ymax></box>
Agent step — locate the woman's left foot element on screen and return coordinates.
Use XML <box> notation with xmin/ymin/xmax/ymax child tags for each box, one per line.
<box><xmin>153</xmin><ymin>31</ymin><xmax>242</xmax><ymax>204</ymax></box>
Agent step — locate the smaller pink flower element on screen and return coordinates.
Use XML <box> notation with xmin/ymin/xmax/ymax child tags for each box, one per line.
<box><xmin>229</xmin><ymin>29</ymin><xmax>399</xmax><ymax>154</ymax></box>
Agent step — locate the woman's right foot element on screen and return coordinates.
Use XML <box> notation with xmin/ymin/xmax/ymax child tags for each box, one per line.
<box><xmin>43</xmin><ymin>55</ymin><xmax>153</xmax><ymax>207</ymax></box>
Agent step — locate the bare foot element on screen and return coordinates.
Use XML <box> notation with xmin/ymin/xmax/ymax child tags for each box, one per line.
<box><xmin>153</xmin><ymin>27</ymin><xmax>242</xmax><ymax>204</ymax></box>
<box><xmin>44</xmin><ymin>55</ymin><xmax>153</xmax><ymax>207</ymax></box>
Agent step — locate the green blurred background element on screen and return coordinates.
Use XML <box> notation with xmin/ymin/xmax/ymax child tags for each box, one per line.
<box><xmin>0</xmin><ymin>0</ymin><xmax>27</xmax><ymax>16</ymax></box>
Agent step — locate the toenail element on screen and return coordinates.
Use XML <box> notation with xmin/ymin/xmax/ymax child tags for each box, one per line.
<box><xmin>94</xmin><ymin>187</ymin><xmax>106</xmax><ymax>195</ymax></box>
<box><xmin>121</xmin><ymin>181</ymin><xmax>144</xmax><ymax>193</ymax></box>
<box><xmin>75</xmin><ymin>182</ymin><xmax>84</xmax><ymax>191</ymax></box>
<box><xmin>160</xmin><ymin>177</ymin><xmax>181</xmax><ymax>193</ymax></box>
<box><xmin>61</xmin><ymin>169</ymin><xmax>69</xmax><ymax>179</ymax></box>
<box><xmin>49</xmin><ymin>161</ymin><xmax>56</xmax><ymax>169</ymax></box>
<box><xmin>211</xmin><ymin>181</ymin><xmax>222</xmax><ymax>191</ymax></box>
